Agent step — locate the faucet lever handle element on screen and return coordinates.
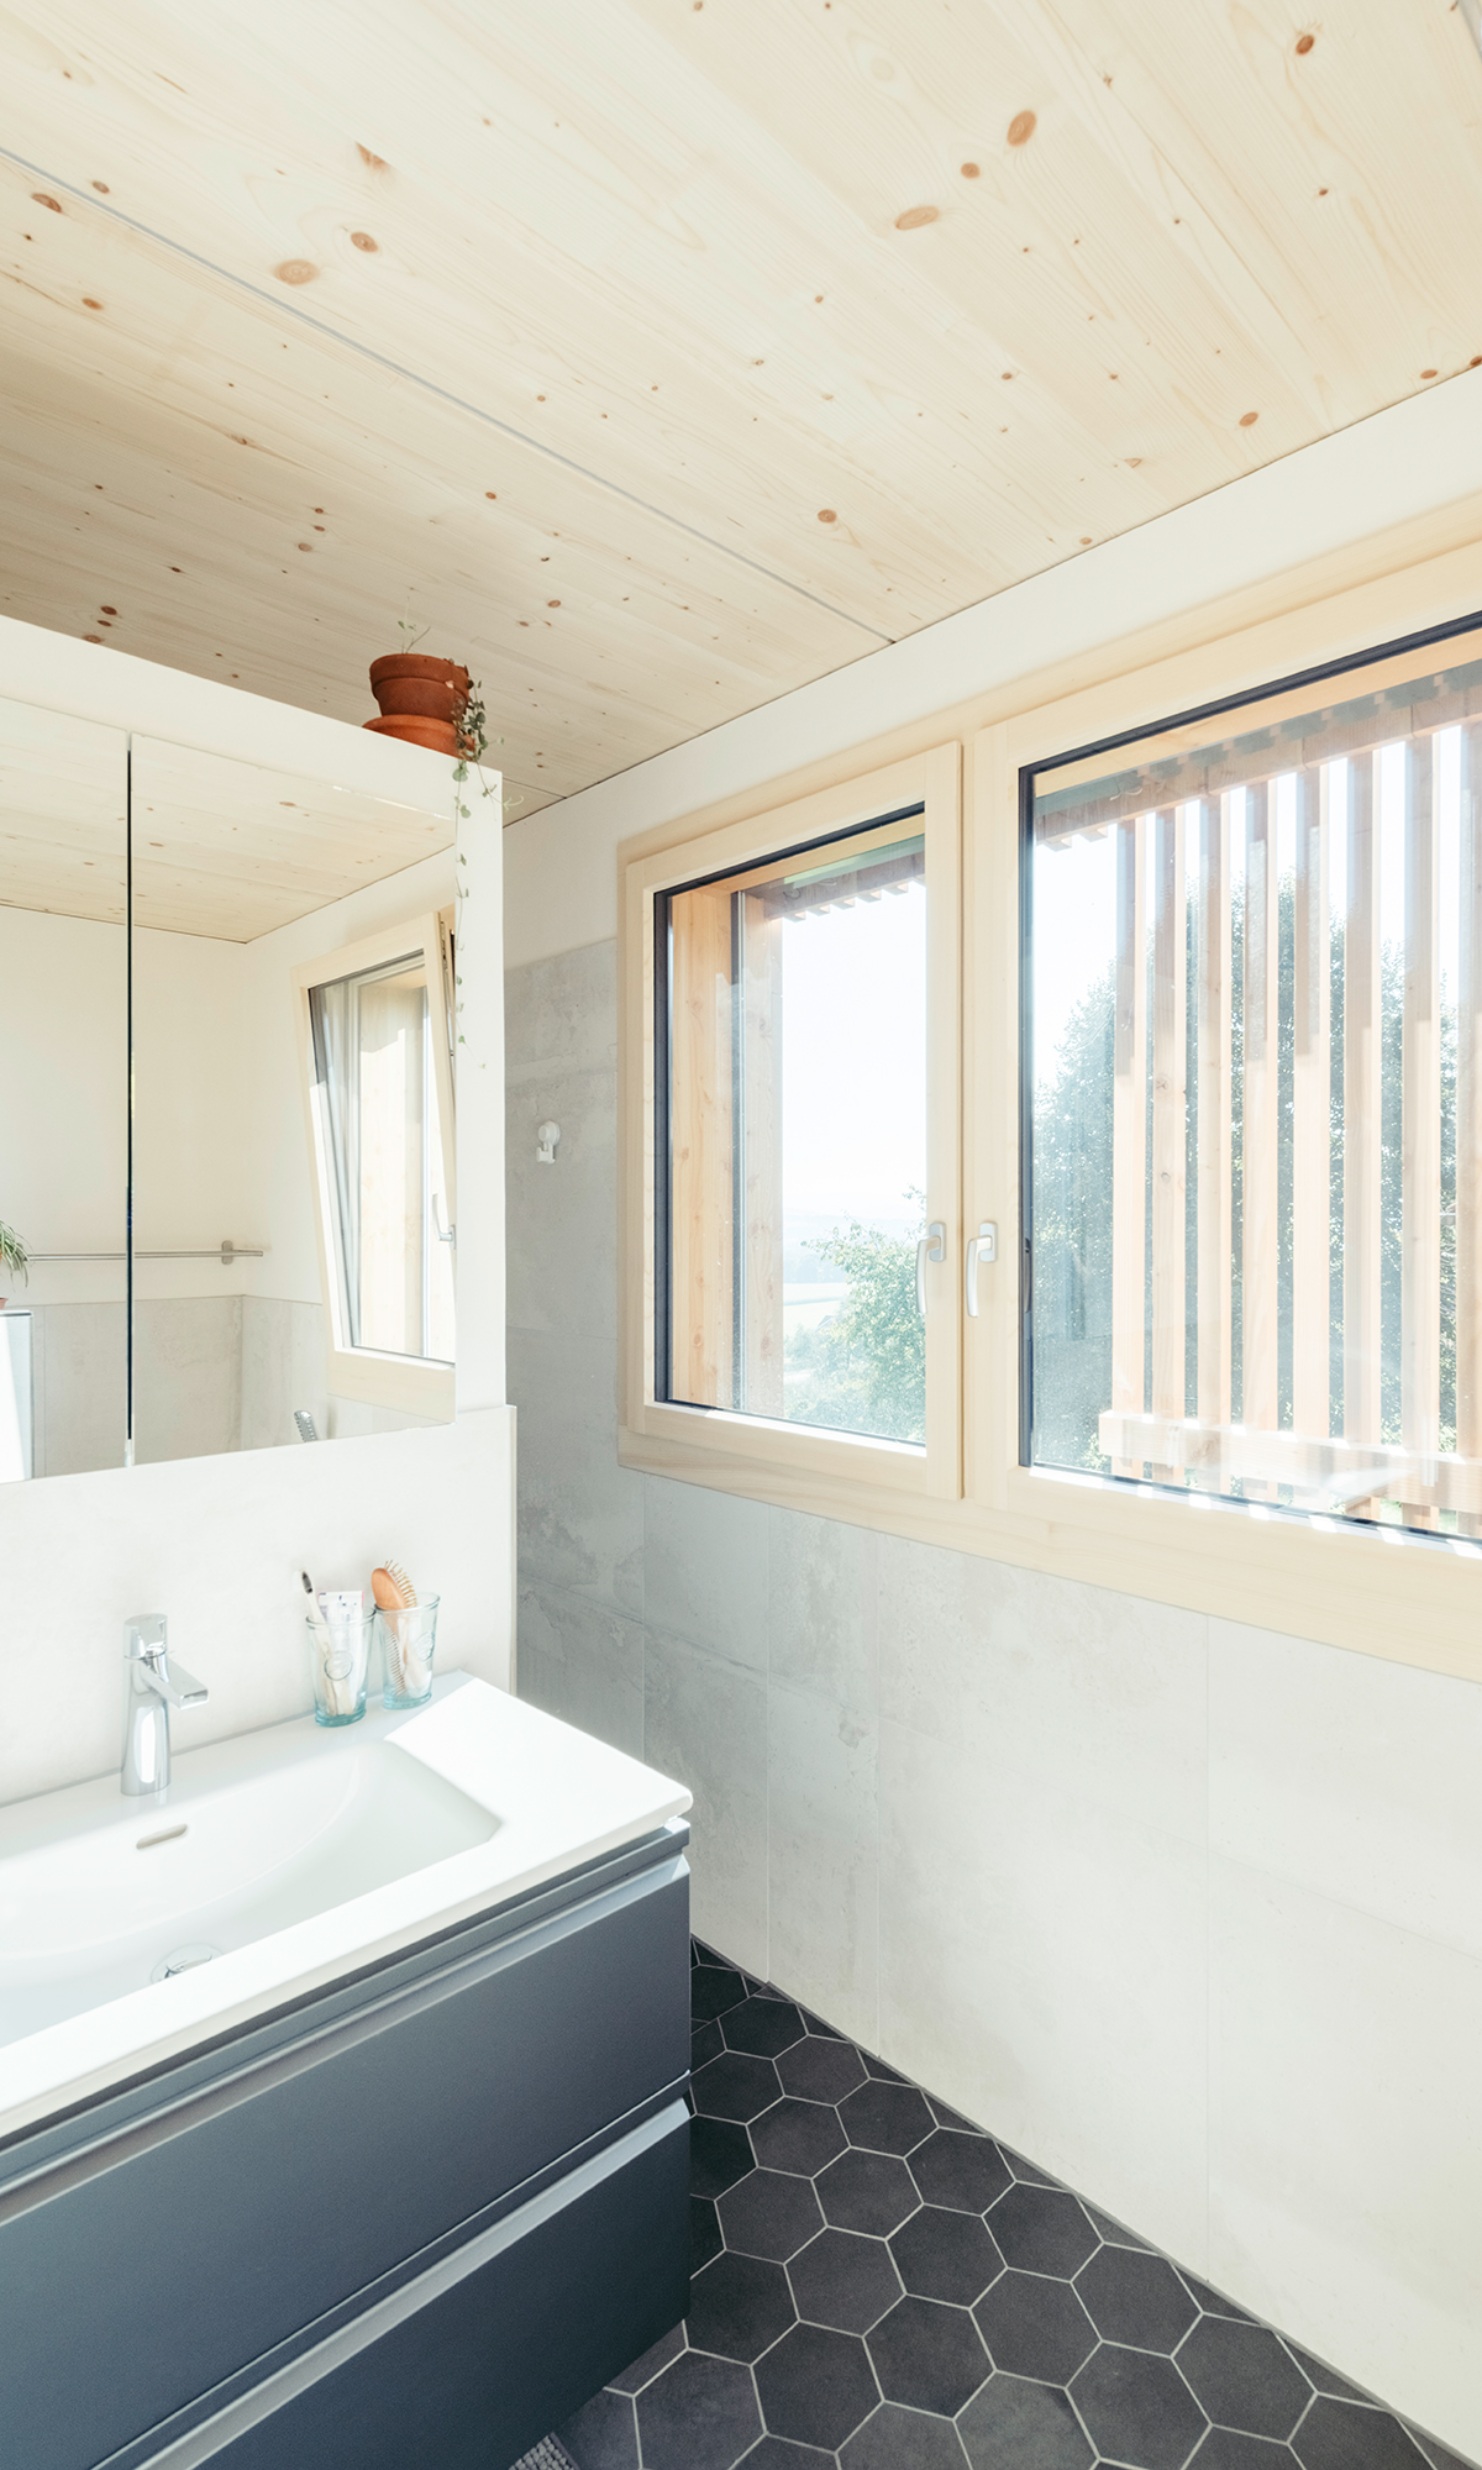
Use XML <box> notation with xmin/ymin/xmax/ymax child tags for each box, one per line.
<box><xmin>124</xmin><ymin>1613</ymin><xmax>169</xmax><ymax>1662</ymax></box>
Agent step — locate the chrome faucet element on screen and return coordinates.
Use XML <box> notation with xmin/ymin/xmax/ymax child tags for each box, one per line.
<box><xmin>121</xmin><ymin>1614</ymin><xmax>208</xmax><ymax>1796</ymax></box>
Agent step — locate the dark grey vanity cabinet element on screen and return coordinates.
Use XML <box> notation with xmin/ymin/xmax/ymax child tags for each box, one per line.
<box><xmin>0</xmin><ymin>1824</ymin><xmax>690</xmax><ymax>2470</ymax></box>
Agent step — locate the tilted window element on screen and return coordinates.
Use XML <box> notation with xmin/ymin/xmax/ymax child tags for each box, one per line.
<box><xmin>298</xmin><ymin>914</ymin><xmax>456</xmax><ymax>1413</ymax></box>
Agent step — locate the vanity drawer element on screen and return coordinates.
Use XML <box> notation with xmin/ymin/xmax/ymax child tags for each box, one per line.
<box><xmin>0</xmin><ymin>1837</ymin><xmax>689</xmax><ymax>2470</ymax></box>
<box><xmin>204</xmin><ymin>2100</ymin><xmax>690</xmax><ymax>2470</ymax></box>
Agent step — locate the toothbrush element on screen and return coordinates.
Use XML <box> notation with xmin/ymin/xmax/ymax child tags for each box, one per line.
<box><xmin>302</xmin><ymin>1570</ymin><xmax>351</xmax><ymax>1717</ymax></box>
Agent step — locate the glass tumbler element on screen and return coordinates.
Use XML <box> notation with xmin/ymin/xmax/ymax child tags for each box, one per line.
<box><xmin>307</xmin><ymin>1601</ymin><xmax>370</xmax><ymax>1726</ymax></box>
<box><xmin>376</xmin><ymin>1596</ymin><xmax>440</xmax><ymax>1709</ymax></box>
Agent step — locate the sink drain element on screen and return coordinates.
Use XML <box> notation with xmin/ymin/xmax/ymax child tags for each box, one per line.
<box><xmin>150</xmin><ymin>1943</ymin><xmax>220</xmax><ymax>1983</ymax></box>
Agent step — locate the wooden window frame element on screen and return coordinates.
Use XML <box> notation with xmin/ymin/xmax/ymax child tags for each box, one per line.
<box><xmin>294</xmin><ymin>912</ymin><xmax>456</xmax><ymax>1419</ymax></box>
<box><xmin>620</xmin><ymin>539</ymin><xmax>1482</xmax><ymax>1686</ymax></box>
<box><xmin>620</xmin><ymin>746</ymin><xmax>963</xmax><ymax>1502</ymax></box>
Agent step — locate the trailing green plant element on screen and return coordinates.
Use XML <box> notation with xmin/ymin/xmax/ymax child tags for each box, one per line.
<box><xmin>0</xmin><ymin>1220</ymin><xmax>29</xmax><ymax>1288</ymax></box>
<box><xmin>449</xmin><ymin>681</ymin><xmax>504</xmax><ymax>1054</ymax></box>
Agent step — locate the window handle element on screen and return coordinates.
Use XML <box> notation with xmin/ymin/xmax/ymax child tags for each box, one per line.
<box><xmin>965</xmin><ymin>1221</ymin><xmax>998</xmax><ymax>1318</ymax></box>
<box><xmin>916</xmin><ymin>1220</ymin><xmax>947</xmax><ymax>1316</ymax></box>
<box><xmin>432</xmin><ymin>1195</ymin><xmax>456</xmax><ymax>1248</ymax></box>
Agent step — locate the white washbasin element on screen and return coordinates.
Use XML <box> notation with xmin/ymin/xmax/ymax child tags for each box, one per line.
<box><xmin>0</xmin><ymin>1675</ymin><xmax>690</xmax><ymax>2138</ymax></box>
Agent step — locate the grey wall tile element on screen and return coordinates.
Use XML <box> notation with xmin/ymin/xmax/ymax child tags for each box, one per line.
<box><xmin>878</xmin><ymin>1712</ymin><xmax>1209</xmax><ymax>2269</ymax></box>
<box><xmin>768</xmin><ymin>1675</ymin><xmax>879</xmax><ymax>2049</ymax></box>
<box><xmin>878</xmin><ymin>1533</ymin><xmax>1207</xmax><ymax>1846</ymax></box>
<box><xmin>505</xmin><ymin>940</ymin><xmax>617</xmax><ymax>1077</ymax></box>
<box><xmin>645</xmin><ymin>1475</ymin><xmax>769</xmax><ymax>1672</ymax></box>
<box><xmin>645</xmin><ymin>1627</ymin><xmax>768</xmax><ymax>1976</ymax></box>
<box><xmin>506</xmin><ymin>1062</ymin><xmax>618</xmax><ymax>1341</ymax></box>
<box><xmin>768</xmin><ymin>1507</ymin><xmax>877</xmax><ymax>1710</ymax></box>
<box><xmin>509</xmin><ymin>1325</ymin><xmax>643</xmax><ymax>1614</ymax></box>
<box><xmin>517</xmin><ymin>1579</ymin><xmax>645</xmax><ymax>1758</ymax></box>
<box><xmin>1210</xmin><ymin>1617</ymin><xmax>1482</xmax><ymax>1960</ymax></box>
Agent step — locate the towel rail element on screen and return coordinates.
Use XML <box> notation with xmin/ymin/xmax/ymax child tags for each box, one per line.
<box><xmin>28</xmin><ymin>1243</ymin><xmax>268</xmax><ymax>1264</ymax></box>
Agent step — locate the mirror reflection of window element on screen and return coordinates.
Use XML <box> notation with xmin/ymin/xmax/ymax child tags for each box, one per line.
<box><xmin>310</xmin><ymin>956</ymin><xmax>455</xmax><ymax>1364</ymax></box>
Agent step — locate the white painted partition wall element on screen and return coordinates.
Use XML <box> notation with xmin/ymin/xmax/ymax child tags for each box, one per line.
<box><xmin>0</xmin><ymin>616</ymin><xmax>514</xmax><ymax>1801</ymax></box>
<box><xmin>505</xmin><ymin>380</ymin><xmax>1482</xmax><ymax>2462</ymax></box>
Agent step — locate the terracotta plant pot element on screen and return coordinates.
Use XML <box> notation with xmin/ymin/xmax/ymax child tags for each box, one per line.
<box><xmin>363</xmin><ymin>713</ymin><xmax>462</xmax><ymax>756</ymax></box>
<box><xmin>368</xmin><ymin>654</ymin><xmax>470</xmax><ymax>725</ymax></box>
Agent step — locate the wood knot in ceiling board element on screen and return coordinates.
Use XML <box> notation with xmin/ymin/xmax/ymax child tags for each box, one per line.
<box><xmin>895</xmin><ymin>204</ymin><xmax>939</xmax><ymax>231</ymax></box>
<box><xmin>91</xmin><ymin>180</ymin><xmax>109</xmax><ymax>193</ymax></box>
<box><xmin>275</xmin><ymin>259</ymin><xmax>317</xmax><ymax>285</ymax></box>
<box><xmin>350</xmin><ymin>230</ymin><xmax>378</xmax><ymax>252</ymax></box>
<box><xmin>1421</xmin><ymin>368</ymin><xmax>1438</xmax><ymax>379</ymax></box>
<box><xmin>817</xmin><ymin>508</ymin><xmax>837</xmax><ymax>523</ymax></box>
<box><xmin>1007</xmin><ymin>110</ymin><xmax>1036</xmax><ymax>147</ymax></box>
<box><xmin>82</xmin><ymin>296</ymin><xmax>103</xmax><ymax>311</ymax></box>
<box><xmin>960</xmin><ymin>162</ymin><xmax>980</xmax><ymax>179</ymax></box>
<box><xmin>31</xmin><ymin>192</ymin><xmax>62</xmax><ymax>213</ymax></box>
<box><xmin>1295</xmin><ymin>31</ymin><xmax>1315</xmax><ymax>53</ymax></box>
<box><xmin>1239</xmin><ymin>409</ymin><xmax>1259</xmax><ymax>426</ymax></box>
<box><xmin>357</xmin><ymin>144</ymin><xmax>390</xmax><ymax>173</ymax></box>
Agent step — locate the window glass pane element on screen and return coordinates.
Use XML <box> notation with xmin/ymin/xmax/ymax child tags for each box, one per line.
<box><xmin>663</xmin><ymin>818</ymin><xmax>927</xmax><ymax>1444</ymax></box>
<box><xmin>1026</xmin><ymin>628</ymin><xmax>1482</xmax><ymax>1538</ymax></box>
<box><xmin>310</xmin><ymin>953</ymin><xmax>454</xmax><ymax>1362</ymax></box>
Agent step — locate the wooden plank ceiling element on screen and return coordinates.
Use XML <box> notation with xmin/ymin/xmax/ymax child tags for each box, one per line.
<box><xmin>0</xmin><ymin>0</ymin><xmax>1479</xmax><ymax>825</ymax></box>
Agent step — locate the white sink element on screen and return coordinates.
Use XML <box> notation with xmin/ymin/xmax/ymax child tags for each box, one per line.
<box><xmin>0</xmin><ymin>1675</ymin><xmax>690</xmax><ymax>2137</ymax></box>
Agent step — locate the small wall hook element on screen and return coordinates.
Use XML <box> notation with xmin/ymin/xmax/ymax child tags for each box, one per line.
<box><xmin>536</xmin><ymin>1120</ymin><xmax>561</xmax><ymax>1165</ymax></box>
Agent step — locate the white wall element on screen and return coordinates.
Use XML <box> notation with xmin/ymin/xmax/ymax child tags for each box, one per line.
<box><xmin>504</xmin><ymin>382</ymin><xmax>1482</xmax><ymax>2462</ymax></box>
<box><xmin>0</xmin><ymin>621</ymin><xmax>513</xmax><ymax>1798</ymax></box>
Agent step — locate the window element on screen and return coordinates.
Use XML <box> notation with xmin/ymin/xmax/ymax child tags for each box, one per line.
<box><xmin>626</xmin><ymin>748</ymin><xmax>961</xmax><ymax>1496</ymax></box>
<box><xmin>1025</xmin><ymin>623</ymin><xmax>1482</xmax><ymax>1539</ymax></box>
<box><xmin>298</xmin><ymin>915</ymin><xmax>455</xmax><ymax>1412</ymax></box>
<box><xmin>623</xmin><ymin>573</ymin><xmax>1482</xmax><ymax>1675</ymax></box>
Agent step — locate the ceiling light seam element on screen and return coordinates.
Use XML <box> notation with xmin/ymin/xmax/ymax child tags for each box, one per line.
<box><xmin>0</xmin><ymin>144</ymin><xmax>894</xmax><ymax>647</ymax></box>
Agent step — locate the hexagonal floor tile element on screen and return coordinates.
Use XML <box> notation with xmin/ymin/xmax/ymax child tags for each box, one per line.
<box><xmin>888</xmin><ymin>2206</ymin><xmax>1003</xmax><ymax>2306</ymax></box>
<box><xmin>841</xmin><ymin>2401</ymin><xmax>971</xmax><ymax>2468</ymax></box>
<box><xmin>839</xmin><ymin>2079</ymin><xmax>936</xmax><ymax>2157</ymax></box>
<box><xmin>974</xmin><ymin>2272</ymin><xmax>1098</xmax><ymax>2384</ymax></box>
<box><xmin>958</xmin><ymin>2372</ymin><xmax>1095</xmax><ymax>2470</ymax></box>
<box><xmin>1070</xmin><ymin>2343</ymin><xmax>1208</xmax><ymax>2470</ymax></box>
<box><xmin>607</xmin><ymin>2321</ymin><xmax>685</xmax><ymax>2394</ymax></box>
<box><xmin>558</xmin><ymin>2384</ymin><xmax>639</xmax><ymax>2470</ymax></box>
<box><xmin>723</xmin><ymin>1996</ymin><xmax>807</xmax><ymax>2058</ymax></box>
<box><xmin>686</xmin><ymin>2250</ymin><xmax>797</xmax><ymax>2363</ymax></box>
<box><xmin>817</xmin><ymin>2148</ymin><xmax>921</xmax><ymax>2237</ymax></box>
<box><xmin>1282</xmin><ymin>2341</ymin><xmax>1370</xmax><ymax>2403</ymax></box>
<box><xmin>1178</xmin><ymin>2315</ymin><xmax>1312</xmax><ymax>2441</ymax></box>
<box><xmin>789</xmin><ymin>2228</ymin><xmax>904</xmax><ymax>2334</ymax></box>
<box><xmin>692</xmin><ymin>2018</ymin><xmax>725</xmax><ymax>2072</ymax></box>
<box><xmin>691</xmin><ymin>2115</ymin><xmax>756</xmax><ymax>2200</ymax></box>
<box><xmin>692</xmin><ymin>2196</ymin><xmax>723</xmax><ymax>2273</ymax></box>
<box><xmin>755</xmin><ymin>2321</ymin><xmax>882</xmax><ymax>2452</ymax></box>
<box><xmin>634</xmin><ymin>2350</ymin><xmax>763</xmax><ymax>2470</ymax></box>
<box><xmin>988</xmin><ymin>2183</ymin><xmax>1100</xmax><ymax>2279</ymax></box>
<box><xmin>741</xmin><ymin>2439</ymin><xmax>837</xmax><ymax>2467</ymax></box>
<box><xmin>750</xmin><ymin>2096</ymin><xmax>848</xmax><ymax>2178</ymax></box>
<box><xmin>693</xmin><ymin>2052</ymin><xmax>783</xmax><ymax>2123</ymax></box>
<box><xmin>1292</xmin><ymin>2396</ymin><xmax>1435</xmax><ymax>2470</ymax></box>
<box><xmin>908</xmin><ymin>2130</ymin><xmax>1012</xmax><ymax>2216</ymax></box>
<box><xmin>866</xmin><ymin>2295</ymin><xmax>990</xmax><ymax>2416</ymax></box>
<box><xmin>1189</xmin><ymin>2432</ymin><xmax>1297</xmax><ymax>2468</ymax></box>
<box><xmin>777</xmin><ymin>2035</ymin><xmax>869</xmax><ymax>2104</ymax></box>
<box><xmin>718</xmin><ymin>2168</ymin><xmax>824</xmax><ymax>2261</ymax></box>
<box><xmin>691</xmin><ymin>1962</ymin><xmax>750</xmax><ymax>2022</ymax></box>
<box><xmin>1076</xmin><ymin>2245</ymin><xmax>1199</xmax><ymax>2353</ymax></box>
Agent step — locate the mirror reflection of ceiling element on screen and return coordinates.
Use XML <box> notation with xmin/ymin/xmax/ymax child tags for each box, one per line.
<box><xmin>0</xmin><ymin>2</ymin><xmax>1480</xmax><ymax>823</ymax></box>
<box><xmin>0</xmin><ymin>702</ymin><xmax>126</xmax><ymax>925</ymax></box>
<box><xmin>131</xmin><ymin>743</ymin><xmax>453</xmax><ymax>941</ymax></box>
